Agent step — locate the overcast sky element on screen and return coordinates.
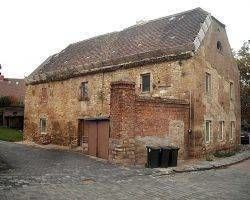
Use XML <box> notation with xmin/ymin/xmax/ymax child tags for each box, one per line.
<box><xmin>0</xmin><ymin>0</ymin><xmax>249</xmax><ymax>78</ymax></box>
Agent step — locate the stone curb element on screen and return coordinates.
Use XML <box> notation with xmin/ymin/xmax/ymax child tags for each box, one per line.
<box><xmin>174</xmin><ymin>151</ymin><xmax>250</xmax><ymax>173</ymax></box>
<box><xmin>150</xmin><ymin>151</ymin><xmax>250</xmax><ymax>176</ymax></box>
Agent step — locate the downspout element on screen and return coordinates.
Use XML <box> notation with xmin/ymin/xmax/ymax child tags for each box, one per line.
<box><xmin>189</xmin><ymin>90</ymin><xmax>192</xmax><ymax>130</ymax></box>
<box><xmin>189</xmin><ymin>90</ymin><xmax>195</xmax><ymax>156</ymax></box>
<box><xmin>101</xmin><ymin>72</ymin><xmax>105</xmax><ymax>114</ymax></box>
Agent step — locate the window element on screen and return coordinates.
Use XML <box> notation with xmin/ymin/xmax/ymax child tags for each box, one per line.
<box><xmin>205</xmin><ymin>73</ymin><xmax>211</xmax><ymax>94</ymax></box>
<box><xmin>40</xmin><ymin>118</ymin><xmax>47</xmax><ymax>134</ymax></box>
<box><xmin>219</xmin><ymin>121</ymin><xmax>224</xmax><ymax>141</ymax></box>
<box><xmin>205</xmin><ymin>120</ymin><xmax>211</xmax><ymax>143</ymax></box>
<box><xmin>217</xmin><ymin>41</ymin><xmax>223</xmax><ymax>52</ymax></box>
<box><xmin>80</xmin><ymin>82</ymin><xmax>88</xmax><ymax>100</ymax></box>
<box><xmin>141</xmin><ymin>73</ymin><xmax>150</xmax><ymax>92</ymax></box>
<box><xmin>41</xmin><ymin>88</ymin><xmax>48</xmax><ymax>102</ymax></box>
<box><xmin>230</xmin><ymin>82</ymin><xmax>234</xmax><ymax>100</ymax></box>
<box><xmin>230</xmin><ymin>121</ymin><xmax>235</xmax><ymax>140</ymax></box>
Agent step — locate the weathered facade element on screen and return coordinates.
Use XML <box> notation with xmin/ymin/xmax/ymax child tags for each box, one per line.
<box><xmin>24</xmin><ymin>8</ymin><xmax>240</xmax><ymax>165</ymax></box>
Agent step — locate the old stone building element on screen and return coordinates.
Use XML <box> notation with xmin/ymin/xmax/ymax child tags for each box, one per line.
<box><xmin>24</xmin><ymin>8</ymin><xmax>240</xmax><ymax>165</ymax></box>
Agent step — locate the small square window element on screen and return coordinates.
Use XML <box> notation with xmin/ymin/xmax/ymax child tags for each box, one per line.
<box><xmin>219</xmin><ymin>121</ymin><xmax>224</xmax><ymax>141</ymax></box>
<box><xmin>141</xmin><ymin>73</ymin><xmax>150</xmax><ymax>92</ymax></box>
<box><xmin>80</xmin><ymin>82</ymin><xmax>89</xmax><ymax>100</ymax></box>
<box><xmin>205</xmin><ymin>73</ymin><xmax>211</xmax><ymax>94</ymax></box>
<box><xmin>40</xmin><ymin>118</ymin><xmax>47</xmax><ymax>134</ymax></box>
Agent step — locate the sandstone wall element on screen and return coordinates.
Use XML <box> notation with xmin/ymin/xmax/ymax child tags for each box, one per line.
<box><xmin>24</xmin><ymin>58</ymin><xmax>193</xmax><ymax>147</ymax></box>
<box><xmin>188</xmin><ymin>20</ymin><xmax>241</xmax><ymax>157</ymax></box>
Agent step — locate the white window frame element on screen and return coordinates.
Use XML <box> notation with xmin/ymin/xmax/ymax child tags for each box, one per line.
<box><xmin>40</xmin><ymin>118</ymin><xmax>47</xmax><ymax>135</ymax></box>
<box><xmin>205</xmin><ymin>72</ymin><xmax>211</xmax><ymax>94</ymax></box>
<box><xmin>219</xmin><ymin>121</ymin><xmax>224</xmax><ymax>141</ymax></box>
<box><xmin>205</xmin><ymin>120</ymin><xmax>211</xmax><ymax>143</ymax></box>
<box><xmin>230</xmin><ymin>121</ymin><xmax>235</xmax><ymax>140</ymax></box>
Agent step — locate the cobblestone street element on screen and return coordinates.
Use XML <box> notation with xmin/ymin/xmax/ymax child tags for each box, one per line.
<box><xmin>0</xmin><ymin>141</ymin><xmax>249</xmax><ymax>200</ymax></box>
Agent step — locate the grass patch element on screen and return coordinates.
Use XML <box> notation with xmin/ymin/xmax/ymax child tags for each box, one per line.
<box><xmin>214</xmin><ymin>150</ymin><xmax>236</xmax><ymax>158</ymax></box>
<box><xmin>0</xmin><ymin>127</ymin><xmax>23</xmax><ymax>142</ymax></box>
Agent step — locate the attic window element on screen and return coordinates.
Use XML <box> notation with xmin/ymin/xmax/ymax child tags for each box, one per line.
<box><xmin>217</xmin><ymin>41</ymin><xmax>223</xmax><ymax>52</ymax></box>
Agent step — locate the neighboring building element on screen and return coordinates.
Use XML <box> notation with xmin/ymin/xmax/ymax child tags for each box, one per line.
<box><xmin>24</xmin><ymin>8</ymin><xmax>240</xmax><ymax>165</ymax></box>
<box><xmin>0</xmin><ymin>72</ymin><xmax>25</xmax><ymax>130</ymax></box>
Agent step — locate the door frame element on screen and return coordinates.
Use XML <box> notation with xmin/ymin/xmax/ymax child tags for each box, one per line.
<box><xmin>78</xmin><ymin>117</ymin><xmax>110</xmax><ymax>159</ymax></box>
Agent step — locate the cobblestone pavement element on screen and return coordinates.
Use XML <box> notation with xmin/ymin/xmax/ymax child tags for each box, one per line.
<box><xmin>0</xmin><ymin>141</ymin><xmax>249</xmax><ymax>200</ymax></box>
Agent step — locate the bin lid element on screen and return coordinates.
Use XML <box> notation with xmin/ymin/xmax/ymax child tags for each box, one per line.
<box><xmin>146</xmin><ymin>146</ymin><xmax>161</xmax><ymax>150</ymax></box>
<box><xmin>161</xmin><ymin>146</ymin><xmax>172</xmax><ymax>150</ymax></box>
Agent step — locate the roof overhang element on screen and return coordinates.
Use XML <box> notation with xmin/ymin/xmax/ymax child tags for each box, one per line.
<box><xmin>26</xmin><ymin>51</ymin><xmax>193</xmax><ymax>85</ymax></box>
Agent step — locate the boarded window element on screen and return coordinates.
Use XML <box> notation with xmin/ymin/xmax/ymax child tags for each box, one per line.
<box><xmin>80</xmin><ymin>82</ymin><xmax>88</xmax><ymax>100</ymax></box>
<box><xmin>41</xmin><ymin>88</ymin><xmax>48</xmax><ymax>102</ymax></box>
<box><xmin>230</xmin><ymin>82</ymin><xmax>234</xmax><ymax>100</ymax></box>
<box><xmin>141</xmin><ymin>73</ymin><xmax>150</xmax><ymax>92</ymax></box>
<box><xmin>205</xmin><ymin>120</ymin><xmax>211</xmax><ymax>143</ymax></box>
<box><xmin>219</xmin><ymin>121</ymin><xmax>224</xmax><ymax>141</ymax></box>
<box><xmin>40</xmin><ymin>118</ymin><xmax>47</xmax><ymax>134</ymax></box>
<box><xmin>230</xmin><ymin>121</ymin><xmax>235</xmax><ymax>139</ymax></box>
<box><xmin>205</xmin><ymin>73</ymin><xmax>211</xmax><ymax>94</ymax></box>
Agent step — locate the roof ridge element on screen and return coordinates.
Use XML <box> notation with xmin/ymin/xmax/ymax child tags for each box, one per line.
<box><xmin>28</xmin><ymin>7</ymin><xmax>211</xmax><ymax>84</ymax></box>
<box><xmin>123</xmin><ymin>7</ymin><xmax>209</xmax><ymax>30</ymax></box>
<box><xmin>65</xmin><ymin>7</ymin><xmax>209</xmax><ymax>47</ymax></box>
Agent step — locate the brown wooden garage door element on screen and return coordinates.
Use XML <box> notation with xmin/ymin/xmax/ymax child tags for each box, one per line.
<box><xmin>84</xmin><ymin>120</ymin><xmax>109</xmax><ymax>159</ymax></box>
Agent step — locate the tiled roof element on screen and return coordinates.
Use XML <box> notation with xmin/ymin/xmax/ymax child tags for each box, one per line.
<box><xmin>27</xmin><ymin>8</ymin><xmax>211</xmax><ymax>84</ymax></box>
<box><xmin>0</xmin><ymin>78</ymin><xmax>26</xmax><ymax>101</ymax></box>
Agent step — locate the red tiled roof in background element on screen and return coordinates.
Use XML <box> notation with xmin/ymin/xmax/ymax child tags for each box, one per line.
<box><xmin>0</xmin><ymin>78</ymin><xmax>26</xmax><ymax>101</ymax></box>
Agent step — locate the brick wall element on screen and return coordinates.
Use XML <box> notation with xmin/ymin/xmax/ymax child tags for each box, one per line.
<box><xmin>109</xmin><ymin>81</ymin><xmax>190</xmax><ymax>165</ymax></box>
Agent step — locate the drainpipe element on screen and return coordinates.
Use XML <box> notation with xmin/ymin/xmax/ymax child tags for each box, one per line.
<box><xmin>189</xmin><ymin>90</ymin><xmax>195</xmax><ymax>155</ymax></box>
<box><xmin>189</xmin><ymin>90</ymin><xmax>192</xmax><ymax>131</ymax></box>
<box><xmin>101</xmin><ymin>72</ymin><xmax>105</xmax><ymax>114</ymax></box>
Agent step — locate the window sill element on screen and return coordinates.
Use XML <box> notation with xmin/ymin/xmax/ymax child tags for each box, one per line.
<box><xmin>141</xmin><ymin>91</ymin><xmax>150</xmax><ymax>94</ymax></box>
